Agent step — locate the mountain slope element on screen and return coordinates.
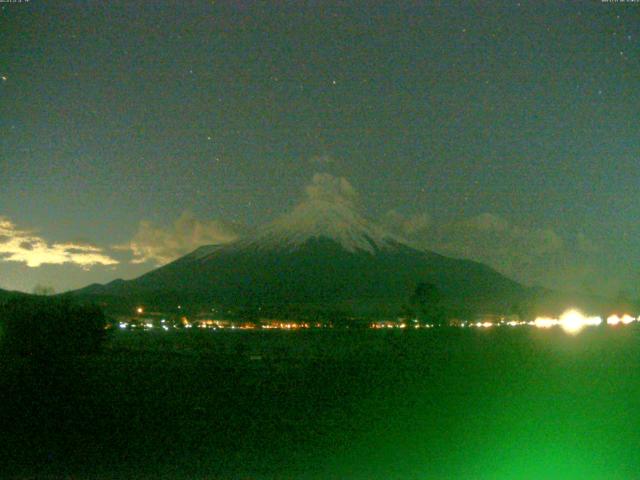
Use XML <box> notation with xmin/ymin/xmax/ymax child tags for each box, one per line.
<box><xmin>73</xmin><ymin>197</ymin><xmax>529</xmax><ymax>315</ymax></box>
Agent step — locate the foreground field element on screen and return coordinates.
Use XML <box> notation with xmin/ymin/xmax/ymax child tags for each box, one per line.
<box><xmin>1</xmin><ymin>327</ymin><xmax>639</xmax><ymax>479</ymax></box>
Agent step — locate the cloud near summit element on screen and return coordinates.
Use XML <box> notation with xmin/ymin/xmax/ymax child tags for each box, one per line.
<box><xmin>119</xmin><ymin>175</ymin><xmax>359</xmax><ymax>266</ymax></box>
<box><xmin>381</xmin><ymin>209</ymin><xmax>601</xmax><ymax>291</ymax></box>
<box><xmin>301</xmin><ymin>176</ymin><xmax>574</xmax><ymax>289</ymax></box>
<box><xmin>120</xmin><ymin>211</ymin><xmax>241</xmax><ymax>265</ymax></box>
<box><xmin>301</xmin><ymin>176</ymin><xmax>580</xmax><ymax>290</ymax></box>
<box><xmin>304</xmin><ymin>173</ymin><xmax>359</xmax><ymax>209</ymax></box>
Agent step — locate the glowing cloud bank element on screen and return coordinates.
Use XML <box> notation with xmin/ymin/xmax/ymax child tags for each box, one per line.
<box><xmin>0</xmin><ymin>217</ymin><xmax>118</xmax><ymax>269</ymax></box>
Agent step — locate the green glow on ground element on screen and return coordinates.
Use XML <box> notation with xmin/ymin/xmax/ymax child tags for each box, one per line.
<box><xmin>2</xmin><ymin>327</ymin><xmax>638</xmax><ymax>478</ymax></box>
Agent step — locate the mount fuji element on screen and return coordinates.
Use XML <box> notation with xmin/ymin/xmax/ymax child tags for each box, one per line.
<box><xmin>73</xmin><ymin>182</ymin><xmax>529</xmax><ymax>316</ymax></box>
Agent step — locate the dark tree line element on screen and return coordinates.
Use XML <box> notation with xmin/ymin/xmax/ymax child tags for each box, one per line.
<box><xmin>406</xmin><ymin>281</ymin><xmax>446</xmax><ymax>326</ymax></box>
<box><xmin>0</xmin><ymin>296</ymin><xmax>107</xmax><ymax>359</ymax></box>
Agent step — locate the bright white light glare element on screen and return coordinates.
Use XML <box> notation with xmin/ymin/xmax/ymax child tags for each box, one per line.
<box><xmin>621</xmin><ymin>314</ymin><xmax>635</xmax><ymax>325</ymax></box>
<box><xmin>533</xmin><ymin>309</ymin><xmax>602</xmax><ymax>334</ymax></box>
<box><xmin>559</xmin><ymin>310</ymin><xmax>584</xmax><ymax>334</ymax></box>
<box><xmin>534</xmin><ymin>317</ymin><xmax>557</xmax><ymax>329</ymax></box>
<box><xmin>162</xmin><ymin>325</ymin><xmax>169</xmax><ymax>331</ymax></box>
<box><xmin>607</xmin><ymin>315</ymin><xmax>621</xmax><ymax>326</ymax></box>
<box><xmin>606</xmin><ymin>314</ymin><xmax>635</xmax><ymax>326</ymax></box>
<box><xmin>584</xmin><ymin>316</ymin><xmax>601</xmax><ymax>326</ymax></box>
<box><xmin>558</xmin><ymin>309</ymin><xmax>601</xmax><ymax>334</ymax></box>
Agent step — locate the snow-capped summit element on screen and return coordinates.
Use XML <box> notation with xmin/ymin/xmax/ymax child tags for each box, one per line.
<box><xmin>72</xmin><ymin>174</ymin><xmax>528</xmax><ymax>314</ymax></box>
<box><xmin>194</xmin><ymin>172</ymin><xmax>406</xmax><ymax>255</ymax></box>
<box><xmin>242</xmin><ymin>198</ymin><xmax>405</xmax><ymax>254</ymax></box>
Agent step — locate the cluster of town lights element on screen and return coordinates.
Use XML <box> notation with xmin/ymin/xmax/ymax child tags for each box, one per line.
<box><xmin>465</xmin><ymin>309</ymin><xmax>637</xmax><ymax>335</ymax></box>
<box><xmin>126</xmin><ymin>306</ymin><xmax>637</xmax><ymax>334</ymax></box>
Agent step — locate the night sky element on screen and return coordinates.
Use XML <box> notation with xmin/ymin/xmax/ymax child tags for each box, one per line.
<box><xmin>1</xmin><ymin>1</ymin><xmax>638</xmax><ymax>295</ymax></box>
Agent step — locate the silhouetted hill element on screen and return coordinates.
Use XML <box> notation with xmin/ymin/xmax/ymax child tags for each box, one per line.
<box><xmin>72</xmin><ymin>198</ymin><xmax>530</xmax><ymax>317</ymax></box>
<box><xmin>71</xmin><ymin>196</ymin><xmax>622</xmax><ymax>318</ymax></box>
<box><xmin>0</xmin><ymin>288</ymin><xmax>29</xmax><ymax>304</ymax></box>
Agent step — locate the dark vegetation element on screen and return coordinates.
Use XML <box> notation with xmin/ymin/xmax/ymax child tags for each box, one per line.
<box><xmin>1</xmin><ymin>290</ymin><xmax>639</xmax><ymax>478</ymax></box>
<box><xmin>1</xmin><ymin>326</ymin><xmax>640</xmax><ymax>479</ymax></box>
<box><xmin>0</xmin><ymin>296</ymin><xmax>107</xmax><ymax>358</ymax></box>
<box><xmin>407</xmin><ymin>281</ymin><xmax>446</xmax><ymax>325</ymax></box>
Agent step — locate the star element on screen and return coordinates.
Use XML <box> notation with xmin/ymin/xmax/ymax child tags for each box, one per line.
<box><xmin>1</xmin><ymin>76</ymin><xmax>7</xmax><ymax>82</ymax></box>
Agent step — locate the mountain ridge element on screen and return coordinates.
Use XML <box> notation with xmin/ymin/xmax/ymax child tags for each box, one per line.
<box><xmin>69</xmin><ymin>186</ymin><xmax>543</xmax><ymax>316</ymax></box>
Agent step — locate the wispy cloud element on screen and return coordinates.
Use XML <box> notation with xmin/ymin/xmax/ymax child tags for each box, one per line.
<box><xmin>304</xmin><ymin>172</ymin><xmax>359</xmax><ymax>208</ymax></box>
<box><xmin>0</xmin><ymin>217</ymin><xmax>118</xmax><ymax>269</ymax></box>
<box><xmin>118</xmin><ymin>211</ymin><xmax>241</xmax><ymax>265</ymax></box>
<box><xmin>383</xmin><ymin>210</ymin><xmax>431</xmax><ymax>238</ymax></box>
